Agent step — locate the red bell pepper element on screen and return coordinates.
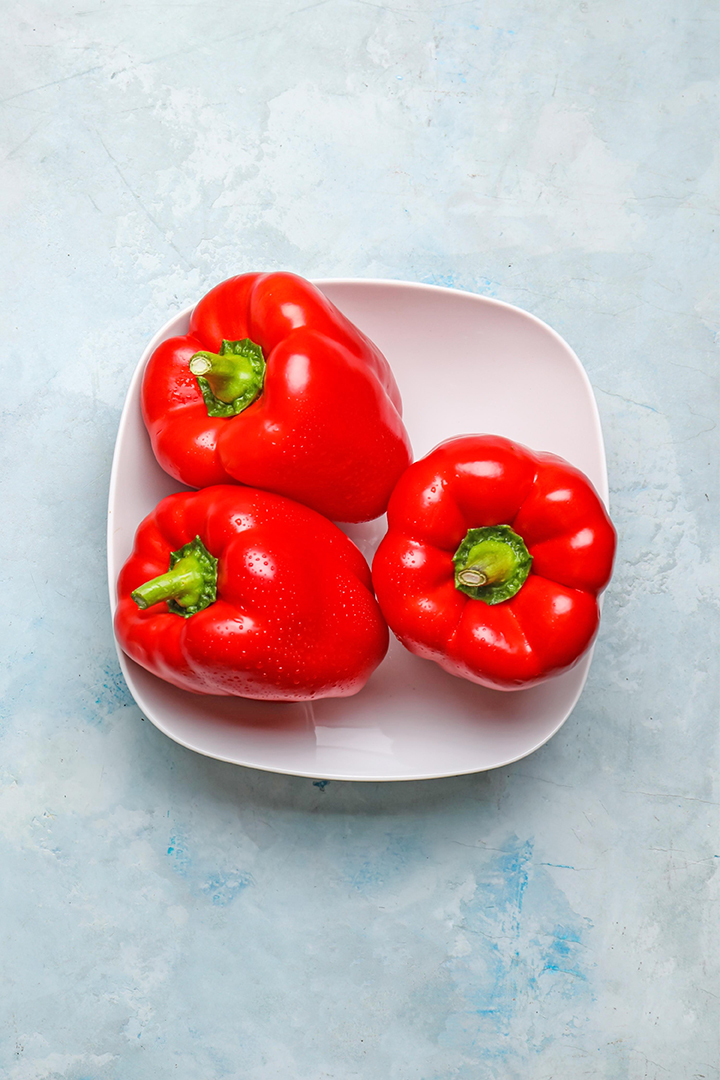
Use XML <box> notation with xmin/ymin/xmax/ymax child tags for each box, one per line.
<box><xmin>141</xmin><ymin>272</ymin><xmax>412</xmax><ymax>522</ymax></box>
<box><xmin>114</xmin><ymin>486</ymin><xmax>388</xmax><ymax>700</ymax></box>
<box><xmin>372</xmin><ymin>435</ymin><xmax>616</xmax><ymax>691</ymax></box>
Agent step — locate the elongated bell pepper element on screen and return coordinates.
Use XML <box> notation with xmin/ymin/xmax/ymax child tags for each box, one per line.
<box><xmin>141</xmin><ymin>272</ymin><xmax>413</xmax><ymax>522</ymax></box>
<box><xmin>115</xmin><ymin>486</ymin><xmax>389</xmax><ymax>700</ymax></box>
<box><xmin>372</xmin><ymin>435</ymin><xmax>616</xmax><ymax>691</ymax></box>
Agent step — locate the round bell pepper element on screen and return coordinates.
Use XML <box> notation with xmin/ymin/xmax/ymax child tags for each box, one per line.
<box><xmin>372</xmin><ymin>435</ymin><xmax>616</xmax><ymax>691</ymax></box>
<box><xmin>141</xmin><ymin>272</ymin><xmax>413</xmax><ymax>523</ymax></box>
<box><xmin>114</xmin><ymin>486</ymin><xmax>389</xmax><ymax>700</ymax></box>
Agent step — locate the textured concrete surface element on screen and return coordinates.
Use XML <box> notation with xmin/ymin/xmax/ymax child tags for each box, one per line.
<box><xmin>1</xmin><ymin>2</ymin><xmax>718</xmax><ymax>1077</ymax></box>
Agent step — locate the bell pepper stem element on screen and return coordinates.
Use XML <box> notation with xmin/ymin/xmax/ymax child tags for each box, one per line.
<box><xmin>456</xmin><ymin>567</ymin><xmax>488</xmax><ymax>588</ymax></box>
<box><xmin>131</xmin><ymin>536</ymin><xmax>218</xmax><ymax>617</ymax></box>
<box><xmin>132</xmin><ymin>562</ymin><xmax>204</xmax><ymax>609</ymax></box>
<box><xmin>189</xmin><ymin>351</ymin><xmax>249</xmax><ymax>391</ymax></box>
<box><xmin>453</xmin><ymin>525</ymin><xmax>532</xmax><ymax>605</ymax></box>
<box><xmin>189</xmin><ymin>338</ymin><xmax>265</xmax><ymax>417</ymax></box>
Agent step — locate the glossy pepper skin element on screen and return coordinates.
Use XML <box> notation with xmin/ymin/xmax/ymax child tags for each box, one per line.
<box><xmin>141</xmin><ymin>272</ymin><xmax>413</xmax><ymax>523</ymax></box>
<box><xmin>115</xmin><ymin>486</ymin><xmax>389</xmax><ymax>700</ymax></box>
<box><xmin>372</xmin><ymin>435</ymin><xmax>616</xmax><ymax>691</ymax></box>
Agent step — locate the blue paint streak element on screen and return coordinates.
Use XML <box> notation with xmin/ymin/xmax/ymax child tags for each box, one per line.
<box><xmin>202</xmin><ymin>871</ymin><xmax>253</xmax><ymax>906</ymax></box>
<box><xmin>166</xmin><ymin>828</ymin><xmax>253</xmax><ymax>905</ymax></box>
<box><xmin>93</xmin><ymin>664</ymin><xmax>134</xmax><ymax>713</ymax></box>
<box><xmin>436</xmin><ymin>836</ymin><xmax>593</xmax><ymax>1063</ymax></box>
<box><xmin>166</xmin><ymin>832</ymin><xmax>191</xmax><ymax>876</ymax></box>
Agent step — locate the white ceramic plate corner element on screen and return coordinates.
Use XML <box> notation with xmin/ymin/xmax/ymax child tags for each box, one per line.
<box><xmin>107</xmin><ymin>279</ymin><xmax>609</xmax><ymax>782</ymax></box>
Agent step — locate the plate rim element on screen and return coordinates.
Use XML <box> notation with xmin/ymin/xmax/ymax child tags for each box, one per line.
<box><xmin>107</xmin><ymin>278</ymin><xmax>608</xmax><ymax>781</ymax></box>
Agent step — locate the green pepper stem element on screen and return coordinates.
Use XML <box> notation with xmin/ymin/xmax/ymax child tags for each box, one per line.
<box><xmin>456</xmin><ymin>567</ymin><xmax>488</xmax><ymax>588</ymax></box>
<box><xmin>131</xmin><ymin>536</ymin><xmax>218</xmax><ymax>617</ymax></box>
<box><xmin>189</xmin><ymin>338</ymin><xmax>265</xmax><ymax>416</ymax></box>
<box><xmin>453</xmin><ymin>525</ymin><xmax>532</xmax><ymax>605</ymax></box>
<box><xmin>132</xmin><ymin>558</ymin><xmax>205</xmax><ymax>610</ymax></box>
<box><xmin>189</xmin><ymin>351</ymin><xmax>249</xmax><ymax>397</ymax></box>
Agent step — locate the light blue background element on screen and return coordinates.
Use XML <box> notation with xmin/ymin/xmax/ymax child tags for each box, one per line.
<box><xmin>1</xmin><ymin>2</ymin><xmax>717</xmax><ymax>1077</ymax></box>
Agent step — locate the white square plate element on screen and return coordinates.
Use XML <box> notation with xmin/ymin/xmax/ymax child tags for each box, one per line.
<box><xmin>107</xmin><ymin>280</ymin><xmax>609</xmax><ymax>781</ymax></box>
